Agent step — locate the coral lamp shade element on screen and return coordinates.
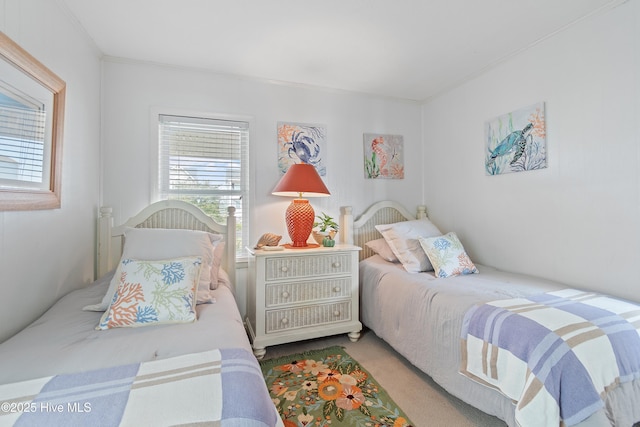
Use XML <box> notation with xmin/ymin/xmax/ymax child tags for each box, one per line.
<box><xmin>272</xmin><ymin>163</ymin><xmax>330</xmax><ymax>197</ymax></box>
<box><xmin>272</xmin><ymin>163</ymin><xmax>330</xmax><ymax>247</ymax></box>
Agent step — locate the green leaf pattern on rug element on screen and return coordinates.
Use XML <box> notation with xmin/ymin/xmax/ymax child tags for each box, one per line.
<box><xmin>260</xmin><ymin>346</ymin><xmax>414</xmax><ymax>427</ymax></box>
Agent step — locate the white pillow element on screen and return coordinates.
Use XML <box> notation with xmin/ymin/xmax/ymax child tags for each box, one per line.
<box><xmin>365</xmin><ymin>238</ymin><xmax>399</xmax><ymax>263</ymax></box>
<box><xmin>418</xmin><ymin>232</ymin><xmax>478</xmax><ymax>278</ymax></box>
<box><xmin>375</xmin><ymin>218</ymin><xmax>442</xmax><ymax>273</ymax></box>
<box><xmin>210</xmin><ymin>242</ymin><xmax>225</xmax><ymax>290</ymax></box>
<box><xmin>97</xmin><ymin>257</ymin><xmax>201</xmax><ymax>330</ymax></box>
<box><xmin>217</xmin><ymin>267</ymin><xmax>232</xmax><ymax>291</ymax></box>
<box><xmin>84</xmin><ymin>228</ymin><xmax>222</xmax><ymax>311</ymax></box>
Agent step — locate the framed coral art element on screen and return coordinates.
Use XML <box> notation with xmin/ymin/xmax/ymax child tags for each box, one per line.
<box><xmin>485</xmin><ymin>102</ymin><xmax>547</xmax><ymax>175</ymax></box>
<box><xmin>277</xmin><ymin>122</ymin><xmax>326</xmax><ymax>176</ymax></box>
<box><xmin>363</xmin><ymin>133</ymin><xmax>404</xmax><ymax>179</ymax></box>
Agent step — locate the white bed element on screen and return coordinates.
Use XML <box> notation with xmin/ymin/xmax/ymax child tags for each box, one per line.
<box><xmin>0</xmin><ymin>200</ymin><xmax>282</xmax><ymax>427</ymax></box>
<box><xmin>341</xmin><ymin>201</ymin><xmax>640</xmax><ymax>427</ymax></box>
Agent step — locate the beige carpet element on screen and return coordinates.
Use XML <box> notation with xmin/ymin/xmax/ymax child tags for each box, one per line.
<box><xmin>261</xmin><ymin>329</ymin><xmax>507</xmax><ymax>427</ymax></box>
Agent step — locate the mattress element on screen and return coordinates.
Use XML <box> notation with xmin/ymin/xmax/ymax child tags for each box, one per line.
<box><xmin>0</xmin><ymin>270</ymin><xmax>250</xmax><ymax>384</ymax></box>
<box><xmin>359</xmin><ymin>255</ymin><xmax>640</xmax><ymax>427</ymax></box>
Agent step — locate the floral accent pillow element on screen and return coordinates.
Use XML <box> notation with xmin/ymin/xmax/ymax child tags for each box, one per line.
<box><xmin>97</xmin><ymin>257</ymin><xmax>202</xmax><ymax>330</ymax></box>
<box><xmin>418</xmin><ymin>232</ymin><xmax>478</xmax><ymax>278</ymax></box>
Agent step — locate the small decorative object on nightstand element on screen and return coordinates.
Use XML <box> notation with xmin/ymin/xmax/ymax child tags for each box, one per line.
<box><xmin>245</xmin><ymin>244</ymin><xmax>362</xmax><ymax>359</ymax></box>
<box><xmin>312</xmin><ymin>212</ymin><xmax>339</xmax><ymax>246</ymax></box>
<box><xmin>322</xmin><ymin>237</ymin><xmax>335</xmax><ymax>247</ymax></box>
<box><xmin>254</xmin><ymin>233</ymin><xmax>282</xmax><ymax>249</ymax></box>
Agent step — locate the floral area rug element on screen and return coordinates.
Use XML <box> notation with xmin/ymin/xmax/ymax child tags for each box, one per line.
<box><xmin>260</xmin><ymin>346</ymin><xmax>414</xmax><ymax>427</ymax></box>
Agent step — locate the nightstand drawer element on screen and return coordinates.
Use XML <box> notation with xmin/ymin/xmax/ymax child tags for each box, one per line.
<box><xmin>265</xmin><ymin>253</ymin><xmax>351</xmax><ymax>281</ymax></box>
<box><xmin>265</xmin><ymin>301</ymin><xmax>352</xmax><ymax>333</ymax></box>
<box><xmin>265</xmin><ymin>278</ymin><xmax>351</xmax><ymax>307</ymax></box>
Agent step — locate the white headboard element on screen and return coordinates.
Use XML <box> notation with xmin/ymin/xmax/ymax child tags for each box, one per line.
<box><xmin>340</xmin><ymin>200</ymin><xmax>427</xmax><ymax>261</ymax></box>
<box><xmin>97</xmin><ymin>200</ymin><xmax>236</xmax><ymax>286</ymax></box>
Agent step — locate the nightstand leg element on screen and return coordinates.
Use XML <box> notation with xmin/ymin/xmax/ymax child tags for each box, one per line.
<box><xmin>348</xmin><ymin>330</ymin><xmax>361</xmax><ymax>342</ymax></box>
<box><xmin>253</xmin><ymin>346</ymin><xmax>267</xmax><ymax>360</ymax></box>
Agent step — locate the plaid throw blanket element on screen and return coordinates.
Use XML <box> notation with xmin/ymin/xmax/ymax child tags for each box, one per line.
<box><xmin>460</xmin><ymin>289</ymin><xmax>640</xmax><ymax>427</ymax></box>
<box><xmin>0</xmin><ymin>348</ymin><xmax>279</xmax><ymax>427</ymax></box>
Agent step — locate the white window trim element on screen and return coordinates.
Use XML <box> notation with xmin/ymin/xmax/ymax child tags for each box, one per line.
<box><xmin>149</xmin><ymin>106</ymin><xmax>253</xmax><ymax>254</ymax></box>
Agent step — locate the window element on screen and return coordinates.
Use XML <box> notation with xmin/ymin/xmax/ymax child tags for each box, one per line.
<box><xmin>0</xmin><ymin>85</ymin><xmax>47</xmax><ymax>185</ymax></box>
<box><xmin>156</xmin><ymin>113</ymin><xmax>249</xmax><ymax>253</ymax></box>
<box><xmin>0</xmin><ymin>32</ymin><xmax>65</xmax><ymax>210</ymax></box>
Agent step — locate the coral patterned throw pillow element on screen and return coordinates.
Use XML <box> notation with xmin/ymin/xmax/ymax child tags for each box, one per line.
<box><xmin>97</xmin><ymin>257</ymin><xmax>202</xmax><ymax>330</ymax></box>
<box><xmin>418</xmin><ymin>232</ymin><xmax>478</xmax><ymax>278</ymax></box>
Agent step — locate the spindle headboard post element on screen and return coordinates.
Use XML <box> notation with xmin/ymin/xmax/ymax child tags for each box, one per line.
<box><xmin>339</xmin><ymin>206</ymin><xmax>354</xmax><ymax>245</ymax></box>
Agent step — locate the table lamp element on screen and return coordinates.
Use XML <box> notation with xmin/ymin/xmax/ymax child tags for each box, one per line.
<box><xmin>272</xmin><ymin>163</ymin><xmax>330</xmax><ymax>247</ymax></box>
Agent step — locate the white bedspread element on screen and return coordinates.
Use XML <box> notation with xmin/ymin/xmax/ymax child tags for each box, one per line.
<box><xmin>0</xmin><ymin>271</ymin><xmax>249</xmax><ymax>384</ymax></box>
<box><xmin>359</xmin><ymin>255</ymin><xmax>640</xmax><ymax>427</ymax></box>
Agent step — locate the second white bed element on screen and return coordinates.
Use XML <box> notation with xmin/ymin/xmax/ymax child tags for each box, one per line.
<box><xmin>347</xmin><ymin>201</ymin><xmax>640</xmax><ymax>427</ymax></box>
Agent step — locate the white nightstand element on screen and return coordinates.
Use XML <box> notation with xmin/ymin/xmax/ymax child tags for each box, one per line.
<box><xmin>245</xmin><ymin>244</ymin><xmax>362</xmax><ymax>359</ymax></box>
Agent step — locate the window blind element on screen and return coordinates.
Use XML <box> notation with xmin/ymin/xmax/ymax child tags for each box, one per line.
<box><xmin>0</xmin><ymin>94</ymin><xmax>47</xmax><ymax>188</ymax></box>
<box><xmin>158</xmin><ymin>114</ymin><xmax>249</xmax><ymax>252</ymax></box>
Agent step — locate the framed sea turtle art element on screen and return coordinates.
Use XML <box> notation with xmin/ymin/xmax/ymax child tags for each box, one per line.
<box><xmin>485</xmin><ymin>102</ymin><xmax>547</xmax><ymax>175</ymax></box>
<box><xmin>363</xmin><ymin>133</ymin><xmax>404</xmax><ymax>179</ymax></box>
<box><xmin>277</xmin><ymin>122</ymin><xmax>327</xmax><ymax>176</ymax></box>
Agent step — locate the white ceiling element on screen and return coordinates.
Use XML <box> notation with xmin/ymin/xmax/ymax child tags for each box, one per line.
<box><xmin>61</xmin><ymin>0</ymin><xmax>623</xmax><ymax>102</ymax></box>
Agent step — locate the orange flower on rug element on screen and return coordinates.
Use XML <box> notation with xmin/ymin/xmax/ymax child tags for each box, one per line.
<box><xmin>260</xmin><ymin>346</ymin><xmax>414</xmax><ymax>427</ymax></box>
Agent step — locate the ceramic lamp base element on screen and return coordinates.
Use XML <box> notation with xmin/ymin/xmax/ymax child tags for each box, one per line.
<box><xmin>285</xmin><ymin>199</ymin><xmax>314</xmax><ymax>247</ymax></box>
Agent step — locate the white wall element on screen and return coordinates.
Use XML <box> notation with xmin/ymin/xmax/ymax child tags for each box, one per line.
<box><xmin>422</xmin><ymin>1</ymin><xmax>640</xmax><ymax>302</ymax></box>
<box><xmin>0</xmin><ymin>0</ymin><xmax>102</xmax><ymax>342</ymax></box>
<box><xmin>101</xmin><ymin>60</ymin><xmax>423</xmax><ymax>248</ymax></box>
<box><xmin>101</xmin><ymin>60</ymin><xmax>422</xmax><ymax>315</ymax></box>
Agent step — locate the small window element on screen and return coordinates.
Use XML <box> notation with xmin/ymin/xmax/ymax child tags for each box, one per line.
<box><xmin>156</xmin><ymin>114</ymin><xmax>249</xmax><ymax>254</ymax></box>
<box><xmin>0</xmin><ymin>84</ymin><xmax>47</xmax><ymax>185</ymax></box>
<box><xmin>0</xmin><ymin>32</ymin><xmax>65</xmax><ymax>210</ymax></box>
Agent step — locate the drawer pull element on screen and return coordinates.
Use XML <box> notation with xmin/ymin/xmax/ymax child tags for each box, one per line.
<box><xmin>333</xmin><ymin>286</ymin><xmax>341</xmax><ymax>293</ymax></box>
<box><xmin>281</xmin><ymin>291</ymin><xmax>290</xmax><ymax>298</ymax></box>
<box><xmin>333</xmin><ymin>310</ymin><xmax>341</xmax><ymax>317</ymax></box>
<box><xmin>332</xmin><ymin>262</ymin><xmax>341</xmax><ymax>268</ymax></box>
<box><xmin>280</xmin><ymin>266</ymin><xmax>289</xmax><ymax>272</ymax></box>
<box><xmin>281</xmin><ymin>318</ymin><xmax>289</xmax><ymax>325</ymax></box>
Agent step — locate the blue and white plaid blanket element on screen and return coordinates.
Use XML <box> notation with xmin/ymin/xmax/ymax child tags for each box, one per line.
<box><xmin>0</xmin><ymin>348</ymin><xmax>280</xmax><ymax>427</ymax></box>
<box><xmin>460</xmin><ymin>289</ymin><xmax>640</xmax><ymax>427</ymax></box>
